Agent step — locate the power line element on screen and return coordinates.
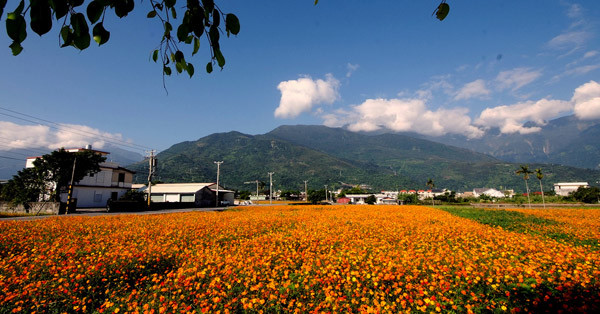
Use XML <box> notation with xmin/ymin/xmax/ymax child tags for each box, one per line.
<box><xmin>0</xmin><ymin>155</ymin><xmax>24</xmax><ymax>161</ymax></box>
<box><xmin>0</xmin><ymin>106</ymin><xmax>152</xmax><ymax>152</ymax></box>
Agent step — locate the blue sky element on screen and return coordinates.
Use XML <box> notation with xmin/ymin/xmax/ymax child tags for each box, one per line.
<box><xmin>0</xmin><ymin>0</ymin><xmax>599</xmax><ymax>156</ymax></box>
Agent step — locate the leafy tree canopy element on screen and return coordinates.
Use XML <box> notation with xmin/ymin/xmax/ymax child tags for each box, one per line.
<box><xmin>1</xmin><ymin>148</ymin><xmax>107</xmax><ymax>204</ymax></box>
<box><xmin>2</xmin><ymin>0</ymin><xmax>240</xmax><ymax>81</ymax></box>
<box><xmin>2</xmin><ymin>1</ymin><xmax>450</xmax><ymax>82</ymax></box>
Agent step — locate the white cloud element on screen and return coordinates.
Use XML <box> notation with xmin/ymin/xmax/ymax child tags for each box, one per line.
<box><xmin>573</xmin><ymin>80</ymin><xmax>600</xmax><ymax>120</ymax></box>
<box><xmin>274</xmin><ymin>74</ymin><xmax>340</xmax><ymax>119</ymax></box>
<box><xmin>0</xmin><ymin>121</ymin><xmax>124</xmax><ymax>151</ymax></box>
<box><xmin>454</xmin><ymin>79</ymin><xmax>490</xmax><ymax>101</ymax></box>
<box><xmin>322</xmin><ymin>97</ymin><xmax>484</xmax><ymax>138</ymax></box>
<box><xmin>495</xmin><ymin>67</ymin><xmax>542</xmax><ymax>91</ymax></box>
<box><xmin>475</xmin><ymin>99</ymin><xmax>573</xmax><ymax>134</ymax></box>
<box><xmin>346</xmin><ymin>63</ymin><xmax>359</xmax><ymax>78</ymax></box>
<box><xmin>547</xmin><ymin>31</ymin><xmax>590</xmax><ymax>50</ymax></box>
<box><xmin>565</xmin><ymin>64</ymin><xmax>600</xmax><ymax>76</ymax></box>
<box><xmin>583</xmin><ymin>51</ymin><xmax>598</xmax><ymax>59</ymax></box>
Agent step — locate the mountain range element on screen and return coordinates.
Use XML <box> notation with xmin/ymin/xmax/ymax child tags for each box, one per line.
<box><xmin>418</xmin><ymin>114</ymin><xmax>600</xmax><ymax>170</ymax></box>
<box><xmin>129</xmin><ymin>122</ymin><xmax>600</xmax><ymax>193</ymax></box>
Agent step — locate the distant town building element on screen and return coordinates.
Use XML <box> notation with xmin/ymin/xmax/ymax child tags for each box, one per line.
<box><xmin>554</xmin><ymin>182</ymin><xmax>589</xmax><ymax>196</ymax></box>
<box><xmin>473</xmin><ymin>188</ymin><xmax>505</xmax><ymax>198</ymax></box>
<box><xmin>146</xmin><ymin>183</ymin><xmax>234</xmax><ymax>207</ymax></box>
<box><xmin>26</xmin><ymin>147</ymin><xmax>135</xmax><ymax>208</ymax></box>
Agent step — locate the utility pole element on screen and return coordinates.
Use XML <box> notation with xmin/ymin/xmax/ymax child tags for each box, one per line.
<box><xmin>66</xmin><ymin>157</ymin><xmax>77</xmax><ymax>214</ymax></box>
<box><xmin>304</xmin><ymin>180</ymin><xmax>308</xmax><ymax>202</ymax></box>
<box><xmin>147</xmin><ymin>150</ymin><xmax>155</xmax><ymax>208</ymax></box>
<box><xmin>214</xmin><ymin>161</ymin><xmax>223</xmax><ymax>207</ymax></box>
<box><xmin>268</xmin><ymin>172</ymin><xmax>274</xmax><ymax>205</ymax></box>
<box><xmin>324</xmin><ymin>185</ymin><xmax>328</xmax><ymax>202</ymax></box>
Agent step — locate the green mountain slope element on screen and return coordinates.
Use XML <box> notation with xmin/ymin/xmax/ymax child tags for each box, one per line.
<box><xmin>130</xmin><ymin>131</ymin><xmax>417</xmax><ymax>192</ymax></box>
<box><xmin>129</xmin><ymin>126</ymin><xmax>600</xmax><ymax>193</ymax></box>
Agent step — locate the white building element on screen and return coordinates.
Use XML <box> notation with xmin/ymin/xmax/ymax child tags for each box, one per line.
<box><xmin>554</xmin><ymin>182</ymin><xmax>589</xmax><ymax>196</ymax></box>
<box><xmin>147</xmin><ymin>183</ymin><xmax>234</xmax><ymax>207</ymax></box>
<box><xmin>473</xmin><ymin>188</ymin><xmax>505</xmax><ymax>198</ymax></box>
<box><xmin>26</xmin><ymin>147</ymin><xmax>135</xmax><ymax>208</ymax></box>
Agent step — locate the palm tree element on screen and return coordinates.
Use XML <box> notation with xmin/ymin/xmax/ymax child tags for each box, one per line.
<box><xmin>516</xmin><ymin>165</ymin><xmax>533</xmax><ymax>208</ymax></box>
<box><xmin>426</xmin><ymin>178</ymin><xmax>435</xmax><ymax>206</ymax></box>
<box><xmin>535</xmin><ymin>168</ymin><xmax>546</xmax><ymax>209</ymax></box>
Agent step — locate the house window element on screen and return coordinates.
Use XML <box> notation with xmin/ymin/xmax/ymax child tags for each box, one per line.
<box><xmin>94</xmin><ymin>191</ymin><xmax>103</xmax><ymax>203</ymax></box>
<box><xmin>118</xmin><ymin>173</ymin><xmax>125</xmax><ymax>183</ymax></box>
<box><xmin>150</xmin><ymin>194</ymin><xmax>164</xmax><ymax>202</ymax></box>
<box><xmin>180</xmin><ymin>194</ymin><xmax>195</xmax><ymax>202</ymax></box>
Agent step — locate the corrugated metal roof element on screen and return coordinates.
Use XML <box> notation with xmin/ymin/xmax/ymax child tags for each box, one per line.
<box><xmin>150</xmin><ymin>183</ymin><xmax>216</xmax><ymax>193</ymax></box>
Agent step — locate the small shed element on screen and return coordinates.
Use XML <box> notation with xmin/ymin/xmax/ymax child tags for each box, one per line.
<box><xmin>148</xmin><ymin>183</ymin><xmax>234</xmax><ymax>207</ymax></box>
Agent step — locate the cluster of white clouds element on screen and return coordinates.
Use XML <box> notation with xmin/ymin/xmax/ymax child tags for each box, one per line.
<box><xmin>273</xmin><ymin>4</ymin><xmax>599</xmax><ymax>138</ymax></box>
<box><xmin>274</xmin><ymin>74</ymin><xmax>340</xmax><ymax>119</ymax></box>
<box><xmin>275</xmin><ymin>72</ymin><xmax>599</xmax><ymax>138</ymax></box>
<box><xmin>0</xmin><ymin>121</ymin><xmax>124</xmax><ymax>151</ymax></box>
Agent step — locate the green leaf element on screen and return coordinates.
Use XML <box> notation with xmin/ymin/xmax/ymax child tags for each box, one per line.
<box><xmin>14</xmin><ymin>0</ymin><xmax>24</xmax><ymax>15</ymax></box>
<box><xmin>114</xmin><ymin>0</ymin><xmax>134</xmax><ymax>18</ymax></box>
<box><xmin>435</xmin><ymin>3</ymin><xmax>450</xmax><ymax>21</ymax></box>
<box><xmin>51</xmin><ymin>0</ymin><xmax>69</xmax><ymax>19</ymax></box>
<box><xmin>164</xmin><ymin>66</ymin><xmax>172</xmax><ymax>76</ymax></box>
<box><xmin>214</xmin><ymin>48</ymin><xmax>225</xmax><ymax>68</ymax></box>
<box><xmin>225</xmin><ymin>13</ymin><xmax>240</xmax><ymax>35</ymax></box>
<box><xmin>177</xmin><ymin>24</ymin><xmax>189</xmax><ymax>42</ymax></box>
<box><xmin>171</xmin><ymin>7</ymin><xmax>177</xmax><ymax>19</ymax></box>
<box><xmin>71</xmin><ymin>13</ymin><xmax>90</xmax><ymax>49</ymax></box>
<box><xmin>208</xmin><ymin>25</ymin><xmax>219</xmax><ymax>47</ymax></box>
<box><xmin>6</xmin><ymin>12</ymin><xmax>27</xmax><ymax>43</ymax></box>
<box><xmin>30</xmin><ymin>0</ymin><xmax>53</xmax><ymax>36</ymax></box>
<box><xmin>92</xmin><ymin>22</ymin><xmax>110</xmax><ymax>45</ymax></box>
<box><xmin>314</xmin><ymin>0</ymin><xmax>318</xmax><ymax>5</ymax></box>
<box><xmin>152</xmin><ymin>49</ymin><xmax>159</xmax><ymax>62</ymax></box>
<box><xmin>9</xmin><ymin>41</ymin><xmax>23</xmax><ymax>55</ymax></box>
<box><xmin>60</xmin><ymin>25</ymin><xmax>72</xmax><ymax>46</ymax></box>
<box><xmin>206</xmin><ymin>62</ymin><xmax>213</xmax><ymax>73</ymax></box>
<box><xmin>164</xmin><ymin>21</ymin><xmax>172</xmax><ymax>33</ymax></box>
<box><xmin>0</xmin><ymin>0</ymin><xmax>6</xmax><ymax>22</ymax></box>
<box><xmin>87</xmin><ymin>1</ymin><xmax>104</xmax><ymax>24</ymax></box>
<box><xmin>147</xmin><ymin>10</ymin><xmax>157</xmax><ymax>18</ymax></box>
<box><xmin>186</xmin><ymin>63</ymin><xmax>194</xmax><ymax>77</ymax></box>
<box><xmin>174</xmin><ymin>50</ymin><xmax>184</xmax><ymax>63</ymax></box>
<box><xmin>192</xmin><ymin>37</ymin><xmax>200</xmax><ymax>55</ymax></box>
<box><xmin>212</xmin><ymin>9</ymin><xmax>220</xmax><ymax>27</ymax></box>
<box><xmin>70</xmin><ymin>0</ymin><xmax>84</xmax><ymax>8</ymax></box>
<box><xmin>165</xmin><ymin>0</ymin><xmax>176</xmax><ymax>9</ymax></box>
<box><xmin>175</xmin><ymin>61</ymin><xmax>183</xmax><ymax>73</ymax></box>
<box><xmin>201</xmin><ymin>0</ymin><xmax>214</xmax><ymax>14</ymax></box>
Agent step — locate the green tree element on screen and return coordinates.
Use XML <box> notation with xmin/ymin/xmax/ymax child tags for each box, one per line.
<box><xmin>31</xmin><ymin>148</ymin><xmax>106</xmax><ymax>203</ymax></box>
<box><xmin>2</xmin><ymin>0</ymin><xmax>240</xmax><ymax>80</ymax></box>
<box><xmin>2</xmin><ymin>1</ymin><xmax>449</xmax><ymax>81</ymax></box>
<box><xmin>0</xmin><ymin>167</ymin><xmax>46</xmax><ymax>209</ymax></box>
<box><xmin>365</xmin><ymin>194</ymin><xmax>376</xmax><ymax>205</ymax></box>
<box><xmin>572</xmin><ymin>187</ymin><xmax>600</xmax><ymax>204</ymax></box>
<box><xmin>515</xmin><ymin>165</ymin><xmax>533</xmax><ymax>208</ymax></box>
<box><xmin>426</xmin><ymin>178</ymin><xmax>435</xmax><ymax>206</ymax></box>
<box><xmin>535</xmin><ymin>168</ymin><xmax>545</xmax><ymax>209</ymax></box>
<box><xmin>307</xmin><ymin>189</ymin><xmax>325</xmax><ymax>204</ymax></box>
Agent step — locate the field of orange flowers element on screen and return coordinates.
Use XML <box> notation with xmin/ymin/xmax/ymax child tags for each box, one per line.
<box><xmin>1</xmin><ymin>205</ymin><xmax>599</xmax><ymax>313</ymax></box>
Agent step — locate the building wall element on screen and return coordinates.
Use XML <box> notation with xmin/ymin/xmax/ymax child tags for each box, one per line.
<box><xmin>69</xmin><ymin>186</ymin><xmax>129</xmax><ymax>207</ymax></box>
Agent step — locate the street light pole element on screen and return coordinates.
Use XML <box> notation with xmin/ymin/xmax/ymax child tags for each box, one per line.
<box><xmin>214</xmin><ymin>161</ymin><xmax>223</xmax><ymax>207</ymax></box>
<box><xmin>304</xmin><ymin>180</ymin><xmax>308</xmax><ymax>201</ymax></box>
<box><xmin>268</xmin><ymin>172</ymin><xmax>274</xmax><ymax>205</ymax></box>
